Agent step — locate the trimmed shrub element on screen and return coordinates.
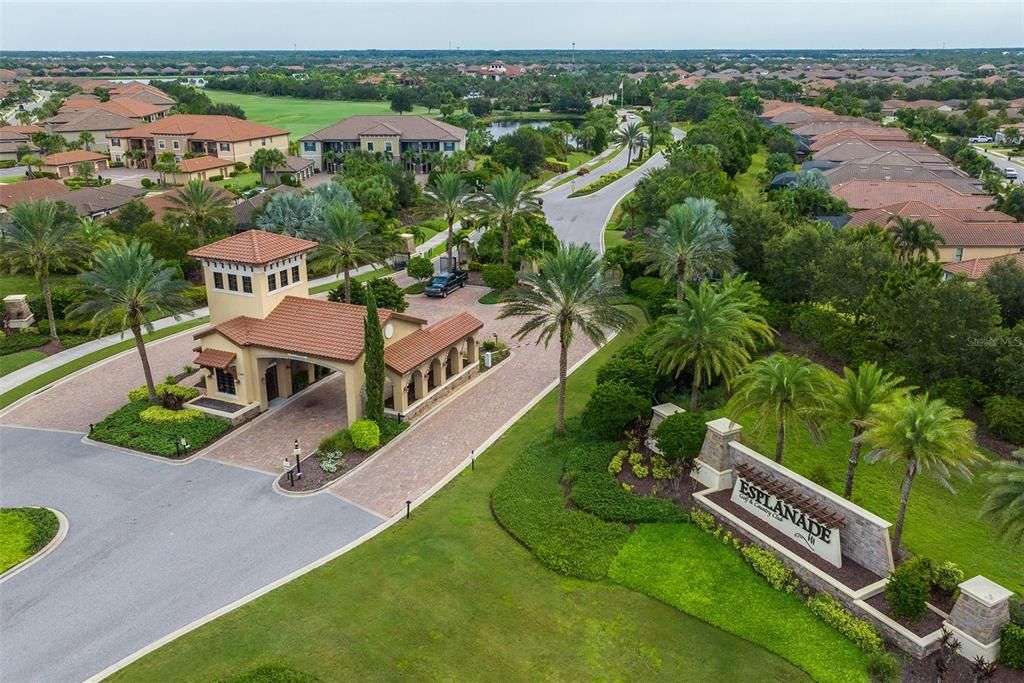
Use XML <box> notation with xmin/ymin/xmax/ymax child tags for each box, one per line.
<box><xmin>378</xmin><ymin>417</ymin><xmax>409</xmax><ymax>444</ymax></box>
<box><xmin>233</xmin><ymin>162</ymin><xmax>247</xmax><ymax>172</ymax></box>
<box><xmin>885</xmin><ymin>559</ymin><xmax>932</xmax><ymax>620</ymax></box>
<box><xmin>931</xmin><ymin>560</ymin><xmax>964</xmax><ymax>594</ymax></box>
<box><xmin>984</xmin><ymin>395</ymin><xmax>1024</xmax><ymax>445</ymax></box>
<box><xmin>580</xmin><ymin>380</ymin><xmax>649</xmax><ymax>440</ymax></box>
<box><xmin>864</xmin><ymin>651</ymin><xmax>902</xmax><ymax>682</ymax></box>
<box><xmin>0</xmin><ymin>332</ymin><xmax>49</xmax><ymax>355</ymax></box>
<box><xmin>127</xmin><ymin>382</ymin><xmax>199</xmax><ymax>407</ymax></box>
<box><xmin>331</xmin><ymin>277</ymin><xmax>408</xmax><ymax>313</ymax></box>
<box><xmin>209</xmin><ymin>175</ymin><xmax>224</xmax><ymax>182</ymax></box>
<box><xmin>91</xmin><ymin>401</ymin><xmax>228</xmax><ymax>457</ymax></box>
<box><xmin>184</xmin><ymin>286</ymin><xmax>208</xmax><ymax>307</ymax></box>
<box><xmin>654</xmin><ymin>412</ymin><xmax>706</xmax><ymax>462</ymax></box>
<box><xmin>807</xmin><ymin>593</ymin><xmax>885</xmax><ymax>653</ymax></box>
<box><xmin>595</xmin><ymin>353</ymin><xmax>657</xmax><ymax>398</ymax></box>
<box><xmin>929</xmin><ymin>377</ymin><xmax>988</xmax><ymax>411</ymax></box>
<box><xmin>1001</xmin><ymin>623</ymin><xmax>1024</xmax><ymax>669</ymax></box>
<box><xmin>482</xmin><ymin>263</ymin><xmax>516</xmax><ymax>291</ymax></box>
<box><xmin>740</xmin><ymin>545</ymin><xmax>798</xmax><ymax>592</ymax></box>
<box><xmin>139</xmin><ymin>406</ymin><xmax>201</xmax><ymax>424</ymax></box>
<box><xmin>406</xmin><ymin>255</ymin><xmax>434</xmax><ymax>282</ymax></box>
<box><xmin>140</xmin><ymin>178</ymin><xmax>154</xmax><ymax>188</ymax></box>
<box><xmin>349</xmin><ymin>419</ymin><xmax>381</xmax><ymax>451</ymax></box>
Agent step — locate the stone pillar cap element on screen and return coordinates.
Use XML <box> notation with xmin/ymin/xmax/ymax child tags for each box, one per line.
<box><xmin>959</xmin><ymin>576</ymin><xmax>1013</xmax><ymax>607</ymax></box>
<box><xmin>706</xmin><ymin>417</ymin><xmax>743</xmax><ymax>435</ymax></box>
<box><xmin>3</xmin><ymin>294</ymin><xmax>28</xmax><ymax>303</ymax></box>
<box><xmin>652</xmin><ymin>403</ymin><xmax>685</xmax><ymax>419</ymax></box>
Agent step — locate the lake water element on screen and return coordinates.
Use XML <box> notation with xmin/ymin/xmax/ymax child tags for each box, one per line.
<box><xmin>486</xmin><ymin>119</ymin><xmax>580</xmax><ymax>143</ymax></box>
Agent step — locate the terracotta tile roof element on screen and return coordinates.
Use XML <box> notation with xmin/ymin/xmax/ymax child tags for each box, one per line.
<box><xmin>302</xmin><ymin>115</ymin><xmax>465</xmax><ymax>143</ymax></box>
<box><xmin>0</xmin><ymin>124</ymin><xmax>44</xmax><ymax>136</ymax></box>
<box><xmin>175</xmin><ymin>155</ymin><xmax>235</xmax><ymax>173</ymax></box>
<box><xmin>138</xmin><ymin>183</ymin><xmax>234</xmax><ymax>222</ymax></box>
<box><xmin>832</xmin><ymin>180</ymin><xmax>994</xmax><ymax>210</ymax></box>
<box><xmin>187</xmin><ymin>230</ymin><xmax>318</xmax><ymax>266</ymax></box>
<box><xmin>115</xmin><ymin>115</ymin><xmax>288</xmax><ymax>143</ymax></box>
<box><xmin>94</xmin><ymin>97</ymin><xmax>168</xmax><ymax>119</ymax></box>
<box><xmin>384</xmin><ymin>311</ymin><xmax>484</xmax><ymax>374</ymax></box>
<box><xmin>0</xmin><ymin>178</ymin><xmax>70</xmax><ymax>208</ymax></box>
<box><xmin>848</xmin><ymin>201</ymin><xmax>1024</xmax><ymax>247</ymax></box>
<box><xmin>942</xmin><ymin>252</ymin><xmax>1024</xmax><ymax>280</ymax></box>
<box><xmin>42</xmin><ymin>150</ymin><xmax>107</xmax><ymax>165</ymax></box>
<box><xmin>193</xmin><ymin>348</ymin><xmax>236</xmax><ymax>369</ymax></box>
<box><xmin>63</xmin><ymin>183</ymin><xmax>145</xmax><ymax>216</ymax></box>
<box><xmin>196</xmin><ymin>296</ymin><xmax>428</xmax><ymax>363</ymax></box>
<box><xmin>50</xmin><ymin>108</ymin><xmax>138</xmax><ymax>133</ymax></box>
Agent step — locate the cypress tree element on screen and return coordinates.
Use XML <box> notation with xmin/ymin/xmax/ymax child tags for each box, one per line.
<box><xmin>363</xmin><ymin>287</ymin><xmax>386</xmax><ymax>424</ymax></box>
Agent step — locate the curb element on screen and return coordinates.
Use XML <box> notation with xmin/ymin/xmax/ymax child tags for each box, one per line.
<box><xmin>0</xmin><ymin>508</ymin><xmax>69</xmax><ymax>585</ymax></box>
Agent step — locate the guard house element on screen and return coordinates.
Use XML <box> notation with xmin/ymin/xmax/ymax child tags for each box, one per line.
<box><xmin>187</xmin><ymin>230</ymin><xmax>483</xmax><ymax>425</ymax></box>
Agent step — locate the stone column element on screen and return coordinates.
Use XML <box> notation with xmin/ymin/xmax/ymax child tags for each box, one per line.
<box><xmin>413</xmin><ymin>368</ymin><xmax>427</xmax><ymax>400</ymax></box>
<box><xmin>699</xmin><ymin>418</ymin><xmax>743</xmax><ymax>471</ymax></box>
<box><xmin>945</xmin><ymin>576</ymin><xmax>1013</xmax><ymax>663</ymax></box>
<box><xmin>392</xmin><ymin>372</ymin><xmax>409</xmax><ymax>412</ymax></box>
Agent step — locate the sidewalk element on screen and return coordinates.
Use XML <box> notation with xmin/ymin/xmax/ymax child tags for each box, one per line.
<box><xmin>534</xmin><ymin>145</ymin><xmax>623</xmax><ymax>193</ymax></box>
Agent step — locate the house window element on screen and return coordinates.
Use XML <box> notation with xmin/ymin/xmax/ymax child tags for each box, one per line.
<box><xmin>227</xmin><ymin>273</ymin><xmax>238</xmax><ymax>291</ymax></box>
<box><xmin>213</xmin><ymin>272</ymin><xmax>224</xmax><ymax>289</ymax></box>
<box><xmin>291</xmin><ymin>265</ymin><xmax>300</xmax><ymax>283</ymax></box>
<box><xmin>953</xmin><ymin>247</ymin><xmax>965</xmax><ymax>262</ymax></box>
<box><xmin>268</xmin><ymin>273</ymin><xmax>277</xmax><ymax>291</ymax></box>
<box><xmin>219</xmin><ymin>142</ymin><xmax>230</xmax><ymax>151</ymax></box>
<box><xmin>366</xmin><ymin>141</ymin><xmax>374</xmax><ymax>151</ymax></box>
<box><xmin>158</xmin><ymin>140</ymin><xmax>165</xmax><ymax>149</ymax></box>
<box><xmin>114</xmin><ymin>154</ymin><xmax>122</xmax><ymax>162</ymax></box>
<box><xmin>174</xmin><ymin>155</ymin><xmax>181</xmax><ymax>162</ymax></box>
<box><xmin>280</xmin><ymin>269</ymin><xmax>289</xmax><ymax>287</ymax></box>
<box><xmin>172</xmin><ymin>140</ymin><xmax>180</xmax><ymax>150</ymax></box>
<box><xmin>261</xmin><ymin>138</ymin><xmax>267</xmax><ymax>146</ymax></box>
<box><xmin>215</xmin><ymin>368</ymin><xmax>236</xmax><ymax>395</ymax></box>
<box><xmin>242</xmin><ymin>275</ymin><xmax>252</xmax><ymax>293</ymax></box>
<box><xmin>443</xmin><ymin>142</ymin><xmax>455</xmax><ymax>152</ymax></box>
<box><xmin>384</xmin><ymin>141</ymin><xmax>392</xmax><ymax>153</ymax></box>
<box><xmin>110</xmin><ymin>138</ymin><xmax>120</xmax><ymax>146</ymax></box>
<box><xmin>303</xmin><ymin>141</ymin><xmax>316</xmax><ymax>152</ymax></box>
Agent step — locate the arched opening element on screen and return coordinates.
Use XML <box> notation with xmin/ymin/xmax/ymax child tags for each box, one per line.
<box><xmin>446</xmin><ymin>346</ymin><xmax>461</xmax><ymax>378</ymax></box>
<box><xmin>428</xmin><ymin>357</ymin><xmax>443</xmax><ymax>391</ymax></box>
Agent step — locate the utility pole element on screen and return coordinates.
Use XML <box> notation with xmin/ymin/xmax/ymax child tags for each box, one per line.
<box><xmin>572</xmin><ymin>42</ymin><xmax>575</xmax><ymax>66</ymax></box>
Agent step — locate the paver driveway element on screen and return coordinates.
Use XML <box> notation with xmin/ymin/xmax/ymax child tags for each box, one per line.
<box><xmin>0</xmin><ymin>426</ymin><xmax>383</xmax><ymax>683</ymax></box>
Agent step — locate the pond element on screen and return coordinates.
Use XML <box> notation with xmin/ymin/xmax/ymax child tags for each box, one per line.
<box><xmin>486</xmin><ymin>119</ymin><xmax>580</xmax><ymax>143</ymax></box>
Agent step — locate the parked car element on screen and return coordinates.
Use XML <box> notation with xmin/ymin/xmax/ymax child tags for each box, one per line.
<box><xmin>969</xmin><ymin>135</ymin><xmax>993</xmax><ymax>143</ymax></box>
<box><xmin>1004</xmin><ymin>167</ymin><xmax>1019</xmax><ymax>180</ymax></box>
<box><xmin>424</xmin><ymin>270</ymin><xmax>468</xmax><ymax>298</ymax></box>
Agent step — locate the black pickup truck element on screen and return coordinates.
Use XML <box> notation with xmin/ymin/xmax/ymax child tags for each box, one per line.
<box><xmin>424</xmin><ymin>270</ymin><xmax>468</xmax><ymax>298</ymax></box>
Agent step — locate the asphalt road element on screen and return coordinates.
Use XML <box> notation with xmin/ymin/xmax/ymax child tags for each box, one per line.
<box><xmin>542</xmin><ymin>124</ymin><xmax>686</xmax><ymax>251</ymax></box>
<box><xmin>0</xmin><ymin>426</ymin><xmax>384</xmax><ymax>682</ymax></box>
<box><xmin>973</xmin><ymin>145</ymin><xmax>1024</xmax><ymax>185</ymax></box>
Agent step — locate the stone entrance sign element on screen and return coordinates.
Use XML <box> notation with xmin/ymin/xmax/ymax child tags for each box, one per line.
<box><xmin>731</xmin><ymin>474</ymin><xmax>843</xmax><ymax>567</ymax></box>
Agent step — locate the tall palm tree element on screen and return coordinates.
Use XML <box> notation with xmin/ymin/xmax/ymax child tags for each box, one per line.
<box><xmin>4</xmin><ymin>200</ymin><xmax>82</xmax><ymax>346</ymax></box>
<box><xmin>651</xmin><ymin>276</ymin><xmax>773</xmax><ymax>411</ymax></box>
<box><xmin>19</xmin><ymin>153</ymin><xmax>42</xmax><ymax>178</ymax></box>
<box><xmin>828</xmin><ymin>362</ymin><xmax>909</xmax><ymax>499</ymax></box>
<box><xmin>863</xmin><ymin>395</ymin><xmax>984</xmax><ymax>554</ymax></box>
<box><xmin>255</xmin><ymin>191</ymin><xmax>316</xmax><ymax>235</ymax></box>
<box><xmin>888</xmin><ymin>215</ymin><xmax>945</xmax><ymax>262</ymax></box>
<box><xmin>641</xmin><ymin>197</ymin><xmax>735</xmax><ymax>298</ymax></box>
<box><xmin>619</xmin><ymin>194</ymin><xmax>641</xmax><ymax>234</ymax></box>
<box><xmin>78</xmin><ymin>131</ymin><xmax>95</xmax><ymax>152</ymax></box>
<box><xmin>424</xmin><ymin>172</ymin><xmax>472</xmax><ymax>271</ymax></box>
<box><xmin>727</xmin><ymin>353</ymin><xmax>834</xmax><ymax>464</ymax></box>
<box><xmin>76</xmin><ymin>216</ymin><xmax>119</xmax><ymax>264</ymax></box>
<box><xmin>474</xmin><ymin>168</ymin><xmax>541</xmax><ymax>266</ymax></box>
<box><xmin>251</xmin><ymin>147</ymin><xmax>288</xmax><ymax>185</ymax></box>
<box><xmin>643</xmin><ymin>106</ymin><xmax>668</xmax><ymax>158</ymax></box>
<box><xmin>981</xmin><ymin>462</ymin><xmax>1024</xmax><ymax>547</ymax></box>
<box><xmin>499</xmin><ymin>243</ymin><xmax>633</xmax><ymax>433</ymax></box>
<box><xmin>165</xmin><ymin>179</ymin><xmax>233</xmax><ymax>246</ymax></box>
<box><xmin>69</xmin><ymin>240</ymin><xmax>191</xmax><ymax>405</ymax></box>
<box><xmin>306</xmin><ymin>203</ymin><xmax>384</xmax><ymax>304</ymax></box>
<box><xmin>614</xmin><ymin>121</ymin><xmax>645</xmax><ymax>165</ymax></box>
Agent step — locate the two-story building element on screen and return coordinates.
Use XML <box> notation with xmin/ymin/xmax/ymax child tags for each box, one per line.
<box><xmin>108</xmin><ymin>114</ymin><xmax>289</xmax><ymax>168</ymax></box>
<box><xmin>299</xmin><ymin>115</ymin><xmax>466</xmax><ymax>174</ymax></box>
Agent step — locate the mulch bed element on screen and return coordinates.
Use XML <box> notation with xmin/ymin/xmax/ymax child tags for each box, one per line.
<box><xmin>276</xmin><ymin>450</ymin><xmax>372</xmax><ymax>492</ymax></box>
<box><xmin>705</xmin><ymin>488</ymin><xmax>884</xmax><ymax>591</ymax></box>
<box><xmin>615</xmin><ymin>456</ymin><xmax>700</xmax><ymax>509</ymax></box>
<box><xmin>864</xmin><ymin>592</ymin><xmax>946</xmax><ymax>637</ymax></box>
<box><xmin>928</xmin><ymin>587</ymin><xmax>958</xmax><ymax>615</ymax></box>
<box><xmin>904</xmin><ymin>650</ymin><xmax>1022</xmax><ymax>682</ymax></box>
<box><xmin>40</xmin><ymin>339</ymin><xmax>64</xmax><ymax>356</ymax></box>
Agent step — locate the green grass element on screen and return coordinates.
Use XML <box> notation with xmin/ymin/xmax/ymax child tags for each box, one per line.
<box><xmin>723</xmin><ymin>410</ymin><xmax>1024</xmax><ymax>595</ymax></box>
<box><xmin>91</xmin><ymin>399</ymin><xmax>230</xmax><ymax>457</ymax></box>
<box><xmin>604</xmin><ymin>228</ymin><xmax>627</xmax><ymax>250</ymax></box>
<box><xmin>609</xmin><ymin>524</ymin><xmax>869</xmax><ymax>683</ymax></box>
<box><xmin>204</xmin><ymin>91</ymin><xmax>429</xmax><ymax>140</ymax></box>
<box><xmin>307</xmin><ymin>268</ymin><xmax>393</xmax><ymax>296</ymax></box>
<box><xmin>477</xmin><ymin>289</ymin><xmax>503</xmax><ymax>305</ymax></box>
<box><xmin>0</xmin><ymin>317</ymin><xmax>208</xmax><ymax>410</ymax></box>
<box><xmin>112</xmin><ymin>310</ymin><xmax>809</xmax><ymax>683</ymax></box>
<box><xmin>0</xmin><ymin>350</ymin><xmax>46</xmax><ymax>377</ymax></box>
<box><xmin>0</xmin><ymin>273</ymin><xmax>77</xmax><ymax>299</ymax></box>
<box><xmin>215</xmin><ymin>172</ymin><xmax>261</xmax><ymax>193</ymax></box>
<box><xmin>404</xmin><ymin>282</ymin><xmax>426</xmax><ymax>295</ymax></box>
<box><xmin>0</xmin><ymin>507</ymin><xmax>59</xmax><ymax>574</ymax></box>
<box><xmin>0</xmin><ymin>175</ymin><xmax>24</xmax><ymax>184</ymax></box>
<box><xmin>735</xmin><ymin>147</ymin><xmax>768</xmax><ymax>198</ymax></box>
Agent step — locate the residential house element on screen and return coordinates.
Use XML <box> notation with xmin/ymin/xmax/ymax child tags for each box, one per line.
<box><xmin>832</xmin><ymin>180</ymin><xmax>994</xmax><ymax>211</ymax></box>
<box><xmin>167</xmin><ymin>155</ymin><xmax>237</xmax><ymax>184</ymax></box>
<box><xmin>45</xmin><ymin>109</ymin><xmax>138</xmax><ymax>152</ymax></box>
<box><xmin>299</xmin><ymin>115</ymin><xmax>466</xmax><ymax>174</ymax></box>
<box><xmin>0</xmin><ymin>130</ymin><xmax>38</xmax><ymax>162</ymax></box>
<box><xmin>463</xmin><ymin>62</ymin><xmax>525</xmax><ymax>81</ymax></box>
<box><xmin>261</xmin><ymin>155</ymin><xmax>314</xmax><ymax>184</ymax></box>
<box><xmin>942</xmin><ymin>252</ymin><xmax>1024</xmax><ymax>280</ymax></box>
<box><xmin>40</xmin><ymin>150</ymin><xmax>109</xmax><ymax>178</ymax></box>
<box><xmin>0</xmin><ymin>178</ymin><xmax>69</xmax><ymax>213</ymax></box>
<box><xmin>62</xmin><ymin>183</ymin><xmax>146</xmax><ymax>217</ymax></box>
<box><xmin>108</xmin><ymin>115</ymin><xmax>289</xmax><ymax>168</ymax></box>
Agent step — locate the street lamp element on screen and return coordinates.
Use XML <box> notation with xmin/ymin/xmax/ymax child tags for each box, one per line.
<box><xmin>293</xmin><ymin>439</ymin><xmax>302</xmax><ymax>479</ymax></box>
<box><xmin>572</xmin><ymin>42</ymin><xmax>576</xmax><ymax>66</ymax></box>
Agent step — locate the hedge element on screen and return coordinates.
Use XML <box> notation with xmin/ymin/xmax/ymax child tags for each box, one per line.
<box><xmin>984</xmin><ymin>395</ymin><xmax>1024</xmax><ymax>445</ymax></box>
<box><xmin>139</xmin><ymin>406</ymin><xmax>202</xmax><ymax>424</ymax></box>
<box><xmin>491</xmin><ymin>438</ymin><xmax>629</xmax><ymax>580</ymax></box>
<box><xmin>1001</xmin><ymin>623</ymin><xmax>1024</xmax><ymax>669</ymax></box>
<box><xmin>0</xmin><ymin>333</ymin><xmax>49</xmax><ymax>355</ymax></box>
<box><xmin>568</xmin><ymin>170</ymin><xmax>625</xmax><ymax>197</ymax></box>
<box><xmin>580</xmin><ymin>380</ymin><xmax>649</xmax><ymax>440</ymax></box>
<box><xmin>91</xmin><ymin>400</ymin><xmax>229</xmax><ymax>457</ymax></box>
<box><xmin>807</xmin><ymin>594</ymin><xmax>885</xmax><ymax>654</ymax></box>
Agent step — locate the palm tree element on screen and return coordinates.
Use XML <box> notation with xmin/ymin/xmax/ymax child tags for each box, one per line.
<box><xmin>651</xmin><ymin>276</ymin><xmax>773</xmax><ymax>411</ymax></box>
<box><xmin>251</xmin><ymin>147</ymin><xmax>288</xmax><ymax>185</ymax></box>
<box><xmin>641</xmin><ymin>197</ymin><xmax>735</xmax><ymax>298</ymax></box>
<box><xmin>255</xmin><ymin>191</ymin><xmax>316</xmax><ymax>236</ymax></box>
<box><xmin>78</xmin><ymin>131</ymin><xmax>95</xmax><ymax>152</ymax></box>
<box><xmin>499</xmin><ymin>243</ymin><xmax>633</xmax><ymax>433</ymax></box>
<box><xmin>305</xmin><ymin>203</ymin><xmax>384</xmax><ymax>303</ymax></box>
<box><xmin>619</xmin><ymin>194</ymin><xmax>641</xmax><ymax>234</ymax></box>
<box><xmin>15</xmin><ymin>110</ymin><xmax>34</xmax><ymax>125</ymax></box>
<box><xmin>727</xmin><ymin>354</ymin><xmax>834</xmax><ymax>464</ymax></box>
<box><xmin>614</xmin><ymin>121</ymin><xmax>645</xmax><ymax>165</ymax></box>
<box><xmin>981</xmin><ymin>462</ymin><xmax>1024</xmax><ymax>547</ymax></box>
<box><xmin>424</xmin><ymin>172</ymin><xmax>472</xmax><ymax>271</ymax></box>
<box><xmin>69</xmin><ymin>240</ymin><xmax>191</xmax><ymax>405</ymax></box>
<box><xmin>76</xmin><ymin>216</ymin><xmax>119</xmax><ymax>263</ymax></box>
<box><xmin>19</xmin><ymin>153</ymin><xmax>42</xmax><ymax>178</ymax></box>
<box><xmin>828</xmin><ymin>362</ymin><xmax>908</xmax><ymax>498</ymax></box>
<box><xmin>4</xmin><ymin>200</ymin><xmax>82</xmax><ymax>346</ymax></box>
<box><xmin>888</xmin><ymin>215</ymin><xmax>945</xmax><ymax>262</ymax></box>
<box><xmin>165</xmin><ymin>179</ymin><xmax>233</xmax><ymax>246</ymax></box>
<box><xmin>863</xmin><ymin>395</ymin><xmax>985</xmax><ymax>554</ymax></box>
<box><xmin>643</xmin><ymin>106</ymin><xmax>668</xmax><ymax>158</ymax></box>
<box><xmin>474</xmin><ymin>168</ymin><xmax>541</xmax><ymax>266</ymax></box>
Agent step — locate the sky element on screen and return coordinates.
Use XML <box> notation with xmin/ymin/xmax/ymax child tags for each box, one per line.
<box><xmin>1</xmin><ymin>0</ymin><xmax>1022</xmax><ymax>52</ymax></box>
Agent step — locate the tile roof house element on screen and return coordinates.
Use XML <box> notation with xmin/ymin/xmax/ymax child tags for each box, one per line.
<box><xmin>62</xmin><ymin>183</ymin><xmax>145</xmax><ymax>217</ymax></box>
<box><xmin>187</xmin><ymin>230</ymin><xmax>483</xmax><ymax>424</ymax></box>
<box><xmin>108</xmin><ymin>114</ymin><xmax>290</xmax><ymax>168</ymax></box>
<box><xmin>136</xmin><ymin>183</ymin><xmax>235</xmax><ymax>222</ymax></box>
<box><xmin>167</xmin><ymin>155</ymin><xmax>237</xmax><ymax>184</ymax></box>
<box><xmin>46</xmin><ymin>108</ymin><xmax>139</xmax><ymax>152</ymax></box>
<box><xmin>942</xmin><ymin>252</ymin><xmax>1024</xmax><ymax>280</ymax></box>
<box><xmin>833</xmin><ymin>180</ymin><xmax>995</xmax><ymax>211</ymax></box>
<box><xmin>58</xmin><ymin>97</ymin><xmax>171</xmax><ymax>122</ymax></box>
<box><xmin>40</xmin><ymin>150</ymin><xmax>109</xmax><ymax>178</ymax></box>
<box><xmin>0</xmin><ymin>178</ymin><xmax>70</xmax><ymax>212</ymax></box>
<box><xmin>299</xmin><ymin>115</ymin><xmax>466</xmax><ymax>174</ymax></box>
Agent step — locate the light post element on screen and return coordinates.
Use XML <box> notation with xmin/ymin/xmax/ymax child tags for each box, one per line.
<box><xmin>283</xmin><ymin>457</ymin><xmax>294</xmax><ymax>487</ymax></box>
<box><xmin>571</xmin><ymin>42</ymin><xmax>575</xmax><ymax>66</ymax></box>
<box><xmin>293</xmin><ymin>439</ymin><xmax>302</xmax><ymax>479</ymax></box>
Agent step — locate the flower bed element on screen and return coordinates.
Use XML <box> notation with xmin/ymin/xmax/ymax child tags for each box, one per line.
<box><xmin>90</xmin><ymin>400</ymin><xmax>230</xmax><ymax>457</ymax></box>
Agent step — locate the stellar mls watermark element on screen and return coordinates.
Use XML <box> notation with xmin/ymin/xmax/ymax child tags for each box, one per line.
<box><xmin>967</xmin><ymin>336</ymin><xmax>1024</xmax><ymax>348</ymax></box>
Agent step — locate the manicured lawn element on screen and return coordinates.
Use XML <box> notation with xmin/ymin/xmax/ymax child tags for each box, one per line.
<box><xmin>0</xmin><ymin>350</ymin><xmax>46</xmax><ymax>377</ymax></box>
<box><xmin>0</xmin><ymin>273</ymin><xmax>77</xmax><ymax>299</ymax></box>
<box><xmin>307</xmin><ymin>267</ymin><xmax>393</xmax><ymax>296</ymax></box>
<box><xmin>204</xmin><ymin>91</ymin><xmax>429</xmax><ymax>140</ymax></box>
<box><xmin>724</xmin><ymin>410</ymin><xmax>1024</xmax><ymax>595</ymax></box>
<box><xmin>477</xmin><ymin>289</ymin><xmax>503</xmax><ymax>304</ymax></box>
<box><xmin>735</xmin><ymin>147</ymin><xmax>768</xmax><ymax>198</ymax></box>
<box><xmin>0</xmin><ymin>175</ymin><xmax>24</xmax><ymax>184</ymax></box>
<box><xmin>604</xmin><ymin>228</ymin><xmax>627</xmax><ymax>250</ymax></box>
<box><xmin>0</xmin><ymin>507</ymin><xmax>59</xmax><ymax>574</ymax></box>
<box><xmin>112</xmin><ymin>311</ymin><xmax>808</xmax><ymax>683</ymax></box>
<box><xmin>215</xmin><ymin>172</ymin><xmax>261</xmax><ymax>194</ymax></box>
<box><xmin>609</xmin><ymin>524</ymin><xmax>869</xmax><ymax>683</ymax></box>
<box><xmin>90</xmin><ymin>399</ymin><xmax>230</xmax><ymax>457</ymax></box>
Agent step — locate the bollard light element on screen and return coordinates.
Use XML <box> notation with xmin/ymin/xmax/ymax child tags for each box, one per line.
<box><xmin>406</xmin><ymin>500</ymin><xmax>411</xmax><ymax>519</ymax></box>
<box><xmin>293</xmin><ymin>439</ymin><xmax>302</xmax><ymax>478</ymax></box>
<box><xmin>471</xmin><ymin>449</ymin><xmax>475</xmax><ymax>470</ymax></box>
